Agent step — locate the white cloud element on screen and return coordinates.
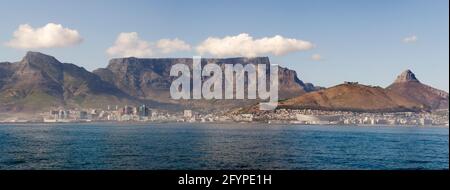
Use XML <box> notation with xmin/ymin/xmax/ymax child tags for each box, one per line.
<box><xmin>107</xmin><ymin>33</ymin><xmax>191</xmax><ymax>57</ymax></box>
<box><xmin>107</xmin><ymin>32</ymin><xmax>153</xmax><ymax>57</ymax></box>
<box><xmin>107</xmin><ymin>32</ymin><xmax>313</xmax><ymax>58</ymax></box>
<box><xmin>156</xmin><ymin>38</ymin><xmax>191</xmax><ymax>54</ymax></box>
<box><xmin>196</xmin><ymin>33</ymin><xmax>314</xmax><ymax>57</ymax></box>
<box><xmin>5</xmin><ymin>23</ymin><xmax>83</xmax><ymax>49</ymax></box>
<box><xmin>311</xmin><ymin>54</ymin><xmax>322</xmax><ymax>61</ymax></box>
<box><xmin>403</xmin><ymin>35</ymin><xmax>418</xmax><ymax>43</ymax></box>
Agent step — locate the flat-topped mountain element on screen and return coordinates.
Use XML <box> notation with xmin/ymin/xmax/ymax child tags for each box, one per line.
<box><xmin>387</xmin><ymin>70</ymin><xmax>449</xmax><ymax>110</ymax></box>
<box><xmin>93</xmin><ymin>57</ymin><xmax>318</xmax><ymax>111</ymax></box>
<box><xmin>93</xmin><ymin>57</ymin><xmax>316</xmax><ymax>101</ymax></box>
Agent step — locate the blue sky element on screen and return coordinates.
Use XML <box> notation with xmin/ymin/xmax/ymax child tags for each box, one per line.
<box><xmin>0</xmin><ymin>0</ymin><xmax>448</xmax><ymax>91</ymax></box>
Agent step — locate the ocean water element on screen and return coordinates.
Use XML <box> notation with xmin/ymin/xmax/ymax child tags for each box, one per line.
<box><xmin>0</xmin><ymin>123</ymin><xmax>448</xmax><ymax>170</ymax></box>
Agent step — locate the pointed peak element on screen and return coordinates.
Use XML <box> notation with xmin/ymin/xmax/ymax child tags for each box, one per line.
<box><xmin>394</xmin><ymin>69</ymin><xmax>420</xmax><ymax>83</ymax></box>
<box><xmin>22</xmin><ymin>51</ymin><xmax>60</xmax><ymax>65</ymax></box>
<box><xmin>24</xmin><ymin>51</ymin><xmax>52</xmax><ymax>58</ymax></box>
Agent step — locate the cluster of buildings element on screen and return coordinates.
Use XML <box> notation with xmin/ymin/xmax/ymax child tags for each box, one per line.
<box><xmin>42</xmin><ymin>105</ymin><xmax>172</xmax><ymax>123</ymax></box>
<box><xmin>248</xmin><ymin>109</ymin><xmax>449</xmax><ymax>126</ymax></box>
<box><xmin>40</xmin><ymin>105</ymin><xmax>233</xmax><ymax>123</ymax></box>
<box><xmin>1</xmin><ymin>105</ymin><xmax>447</xmax><ymax>126</ymax></box>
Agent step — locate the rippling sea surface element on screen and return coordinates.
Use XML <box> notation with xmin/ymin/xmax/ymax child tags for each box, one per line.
<box><xmin>0</xmin><ymin>123</ymin><xmax>448</xmax><ymax>170</ymax></box>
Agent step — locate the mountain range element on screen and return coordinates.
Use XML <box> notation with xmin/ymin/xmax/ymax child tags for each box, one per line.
<box><xmin>0</xmin><ymin>52</ymin><xmax>448</xmax><ymax>114</ymax></box>
<box><xmin>0</xmin><ymin>52</ymin><xmax>318</xmax><ymax>113</ymax></box>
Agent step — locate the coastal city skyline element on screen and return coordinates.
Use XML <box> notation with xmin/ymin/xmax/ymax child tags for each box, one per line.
<box><xmin>0</xmin><ymin>51</ymin><xmax>448</xmax><ymax>126</ymax></box>
<box><xmin>0</xmin><ymin>0</ymin><xmax>448</xmax><ymax>91</ymax></box>
<box><xmin>0</xmin><ymin>0</ymin><xmax>448</xmax><ymax>183</ymax></box>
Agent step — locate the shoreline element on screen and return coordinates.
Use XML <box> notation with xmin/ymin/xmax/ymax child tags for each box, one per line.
<box><xmin>0</xmin><ymin>121</ymin><xmax>448</xmax><ymax>128</ymax></box>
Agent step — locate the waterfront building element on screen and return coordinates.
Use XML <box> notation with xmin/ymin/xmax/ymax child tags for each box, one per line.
<box><xmin>184</xmin><ymin>110</ymin><xmax>193</xmax><ymax>118</ymax></box>
<box><xmin>79</xmin><ymin>111</ymin><xmax>88</xmax><ymax>120</ymax></box>
<box><xmin>121</xmin><ymin>105</ymin><xmax>133</xmax><ymax>115</ymax></box>
<box><xmin>138</xmin><ymin>105</ymin><xmax>150</xmax><ymax>117</ymax></box>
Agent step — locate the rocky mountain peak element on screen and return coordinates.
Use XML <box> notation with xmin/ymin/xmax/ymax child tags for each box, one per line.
<box><xmin>22</xmin><ymin>51</ymin><xmax>60</xmax><ymax>65</ymax></box>
<box><xmin>394</xmin><ymin>69</ymin><xmax>420</xmax><ymax>83</ymax></box>
<box><xmin>17</xmin><ymin>51</ymin><xmax>64</xmax><ymax>83</ymax></box>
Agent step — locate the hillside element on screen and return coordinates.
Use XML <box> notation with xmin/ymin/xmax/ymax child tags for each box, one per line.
<box><xmin>276</xmin><ymin>83</ymin><xmax>425</xmax><ymax>112</ymax></box>
<box><xmin>386</xmin><ymin>70</ymin><xmax>449</xmax><ymax>110</ymax></box>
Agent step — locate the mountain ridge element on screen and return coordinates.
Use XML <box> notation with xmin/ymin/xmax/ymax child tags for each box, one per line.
<box><xmin>0</xmin><ymin>52</ymin><xmax>137</xmax><ymax>112</ymax></box>
<box><xmin>0</xmin><ymin>52</ymin><xmax>447</xmax><ymax>113</ymax></box>
<box><xmin>1</xmin><ymin>52</ymin><xmax>317</xmax><ymax>112</ymax></box>
<box><xmin>92</xmin><ymin>56</ymin><xmax>318</xmax><ymax>111</ymax></box>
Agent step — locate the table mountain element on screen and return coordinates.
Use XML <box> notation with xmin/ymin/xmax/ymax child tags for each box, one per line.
<box><xmin>93</xmin><ymin>57</ymin><xmax>317</xmax><ymax>111</ymax></box>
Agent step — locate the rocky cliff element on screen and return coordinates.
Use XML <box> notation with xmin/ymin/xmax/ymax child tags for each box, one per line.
<box><xmin>93</xmin><ymin>57</ymin><xmax>317</xmax><ymax>111</ymax></box>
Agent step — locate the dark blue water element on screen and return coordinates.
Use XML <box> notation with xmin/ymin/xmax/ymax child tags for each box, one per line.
<box><xmin>0</xmin><ymin>123</ymin><xmax>448</xmax><ymax>170</ymax></box>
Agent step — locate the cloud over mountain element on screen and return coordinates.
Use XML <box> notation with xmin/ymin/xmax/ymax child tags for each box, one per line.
<box><xmin>107</xmin><ymin>32</ymin><xmax>153</xmax><ymax>58</ymax></box>
<box><xmin>156</xmin><ymin>38</ymin><xmax>191</xmax><ymax>54</ymax></box>
<box><xmin>107</xmin><ymin>32</ymin><xmax>191</xmax><ymax>57</ymax></box>
<box><xmin>107</xmin><ymin>32</ymin><xmax>313</xmax><ymax>58</ymax></box>
<box><xmin>5</xmin><ymin>23</ymin><xmax>83</xmax><ymax>49</ymax></box>
<box><xmin>196</xmin><ymin>33</ymin><xmax>314</xmax><ymax>57</ymax></box>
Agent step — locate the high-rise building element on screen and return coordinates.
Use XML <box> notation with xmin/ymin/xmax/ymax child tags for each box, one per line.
<box><xmin>138</xmin><ymin>105</ymin><xmax>150</xmax><ymax>117</ymax></box>
<box><xmin>121</xmin><ymin>105</ymin><xmax>133</xmax><ymax>115</ymax></box>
